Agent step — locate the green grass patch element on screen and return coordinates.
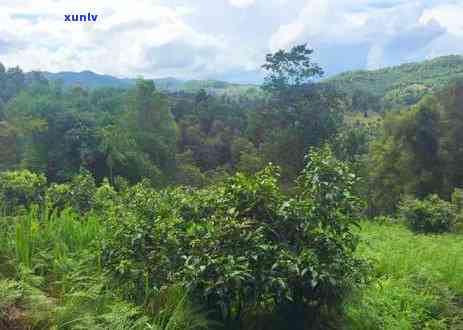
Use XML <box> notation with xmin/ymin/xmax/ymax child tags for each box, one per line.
<box><xmin>344</xmin><ymin>221</ymin><xmax>463</xmax><ymax>329</ymax></box>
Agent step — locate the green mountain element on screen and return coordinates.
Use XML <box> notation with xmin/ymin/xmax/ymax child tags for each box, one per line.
<box><xmin>39</xmin><ymin>55</ymin><xmax>463</xmax><ymax>107</ymax></box>
<box><xmin>325</xmin><ymin>55</ymin><xmax>463</xmax><ymax>109</ymax></box>
<box><xmin>41</xmin><ymin>71</ymin><xmax>262</xmax><ymax>97</ymax></box>
<box><xmin>42</xmin><ymin>71</ymin><xmax>135</xmax><ymax>89</ymax></box>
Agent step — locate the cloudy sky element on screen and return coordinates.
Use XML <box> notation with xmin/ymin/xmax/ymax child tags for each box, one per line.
<box><xmin>1</xmin><ymin>0</ymin><xmax>463</xmax><ymax>83</ymax></box>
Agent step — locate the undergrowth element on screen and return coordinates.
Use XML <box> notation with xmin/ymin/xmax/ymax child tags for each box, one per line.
<box><xmin>344</xmin><ymin>221</ymin><xmax>463</xmax><ymax>329</ymax></box>
<box><xmin>0</xmin><ymin>207</ymin><xmax>211</xmax><ymax>330</ymax></box>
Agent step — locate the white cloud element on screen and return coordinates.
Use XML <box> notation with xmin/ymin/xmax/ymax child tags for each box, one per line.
<box><xmin>421</xmin><ymin>3</ymin><xmax>463</xmax><ymax>36</ymax></box>
<box><xmin>229</xmin><ymin>0</ymin><xmax>256</xmax><ymax>9</ymax></box>
<box><xmin>270</xmin><ymin>0</ymin><xmax>451</xmax><ymax>72</ymax></box>
<box><xmin>0</xmin><ymin>0</ymin><xmax>245</xmax><ymax>79</ymax></box>
<box><xmin>0</xmin><ymin>0</ymin><xmax>462</xmax><ymax>82</ymax></box>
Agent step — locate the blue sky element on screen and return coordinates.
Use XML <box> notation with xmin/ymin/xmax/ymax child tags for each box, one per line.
<box><xmin>1</xmin><ymin>0</ymin><xmax>462</xmax><ymax>83</ymax></box>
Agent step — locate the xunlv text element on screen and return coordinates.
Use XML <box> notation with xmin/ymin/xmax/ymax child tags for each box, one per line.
<box><xmin>64</xmin><ymin>13</ymin><xmax>98</xmax><ymax>22</ymax></box>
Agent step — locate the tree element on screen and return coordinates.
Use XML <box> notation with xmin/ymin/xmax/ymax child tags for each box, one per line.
<box><xmin>262</xmin><ymin>44</ymin><xmax>323</xmax><ymax>93</ymax></box>
<box><xmin>439</xmin><ymin>80</ymin><xmax>463</xmax><ymax>195</ymax></box>
<box><xmin>127</xmin><ymin>79</ymin><xmax>178</xmax><ymax>184</ymax></box>
<box><xmin>230</xmin><ymin>137</ymin><xmax>264</xmax><ymax>174</ymax></box>
<box><xmin>0</xmin><ymin>170</ymin><xmax>46</xmax><ymax>214</ymax></box>
<box><xmin>0</xmin><ymin>121</ymin><xmax>17</xmax><ymax>171</ymax></box>
<box><xmin>0</xmin><ymin>65</ymin><xmax>25</xmax><ymax>104</ymax></box>
<box><xmin>253</xmin><ymin>45</ymin><xmax>342</xmax><ymax>180</ymax></box>
<box><xmin>97</xmin><ymin>125</ymin><xmax>136</xmax><ymax>185</ymax></box>
<box><xmin>367</xmin><ymin>96</ymin><xmax>444</xmax><ymax>214</ymax></box>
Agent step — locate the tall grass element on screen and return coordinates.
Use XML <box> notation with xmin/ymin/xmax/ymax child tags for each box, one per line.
<box><xmin>12</xmin><ymin>206</ymin><xmax>104</xmax><ymax>274</ymax></box>
<box><xmin>344</xmin><ymin>221</ymin><xmax>463</xmax><ymax>329</ymax></box>
<box><xmin>358</xmin><ymin>222</ymin><xmax>463</xmax><ymax>294</ymax></box>
<box><xmin>0</xmin><ymin>212</ymin><xmax>15</xmax><ymax>275</ymax></box>
<box><xmin>149</xmin><ymin>285</ymin><xmax>212</xmax><ymax>330</ymax></box>
<box><xmin>15</xmin><ymin>206</ymin><xmax>36</xmax><ymax>269</ymax></box>
<box><xmin>2</xmin><ymin>207</ymin><xmax>214</xmax><ymax>330</ymax></box>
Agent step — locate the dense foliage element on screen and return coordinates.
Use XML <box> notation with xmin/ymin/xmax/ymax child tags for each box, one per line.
<box><xmin>0</xmin><ymin>147</ymin><xmax>366</xmax><ymax>329</ymax></box>
<box><xmin>367</xmin><ymin>80</ymin><xmax>463</xmax><ymax>214</ymax></box>
<box><xmin>399</xmin><ymin>195</ymin><xmax>456</xmax><ymax>233</ymax></box>
<box><xmin>0</xmin><ymin>170</ymin><xmax>46</xmax><ymax>214</ymax></box>
<box><xmin>0</xmin><ymin>45</ymin><xmax>347</xmax><ymax>186</ymax></box>
<box><xmin>326</xmin><ymin>55</ymin><xmax>463</xmax><ymax>111</ymax></box>
<box><xmin>2</xmin><ymin>44</ymin><xmax>463</xmax><ymax>329</ymax></box>
<box><xmin>102</xmin><ymin>147</ymin><xmax>365</xmax><ymax>329</ymax></box>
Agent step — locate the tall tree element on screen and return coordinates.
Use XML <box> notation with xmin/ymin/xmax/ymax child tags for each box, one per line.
<box><xmin>262</xmin><ymin>44</ymin><xmax>323</xmax><ymax>94</ymax></box>
<box><xmin>368</xmin><ymin>96</ymin><xmax>444</xmax><ymax>214</ymax></box>
<box><xmin>439</xmin><ymin>80</ymin><xmax>463</xmax><ymax>194</ymax></box>
<box><xmin>0</xmin><ymin>121</ymin><xmax>17</xmax><ymax>171</ymax></box>
<box><xmin>254</xmin><ymin>44</ymin><xmax>342</xmax><ymax>179</ymax></box>
<box><xmin>127</xmin><ymin>79</ymin><xmax>178</xmax><ymax>183</ymax></box>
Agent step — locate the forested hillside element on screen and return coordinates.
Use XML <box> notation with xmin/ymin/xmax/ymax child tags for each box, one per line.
<box><xmin>39</xmin><ymin>55</ymin><xmax>463</xmax><ymax>109</ymax></box>
<box><xmin>41</xmin><ymin>71</ymin><xmax>135</xmax><ymax>89</ymax></box>
<box><xmin>326</xmin><ymin>55</ymin><xmax>463</xmax><ymax>111</ymax></box>
<box><xmin>2</xmin><ymin>45</ymin><xmax>463</xmax><ymax>330</ymax></box>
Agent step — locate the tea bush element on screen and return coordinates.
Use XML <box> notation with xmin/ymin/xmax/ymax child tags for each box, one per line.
<box><xmin>0</xmin><ymin>170</ymin><xmax>46</xmax><ymax>214</ymax></box>
<box><xmin>399</xmin><ymin>194</ymin><xmax>455</xmax><ymax>233</ymax></box>
<box><xmin>102</xmin><ymin>147</ymin><xmax>366</xmax><ymax>329</ymax></box>
<box><xmin>47</xmin><ymin>170</ymin><xmax>96</xmax><ymax>213</ymax></box>
<box><xmin>0</xmin><ymin>147</ymin><xmax>367</xmax><ymax>329</ymax></box>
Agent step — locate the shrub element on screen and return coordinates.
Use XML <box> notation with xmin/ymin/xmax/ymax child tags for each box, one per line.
<box><xmin>175</xmin><ymin>163</ymin><xmax>207</xmax><ymax>187</ymax></box>
<box><xmin>102</xmin><ymin>146</ymin><xmax>366</xmax><ymax>329</ymax></box>
<box><xmin>93</xmin><ymin>178</ymin><xmax>119</xmax><ymax>216</ymax></box>
<box><xmin>399</xmin><ymin>195</ymin><xmax>455</xmax><ymax>233</ymax></box>
<box><xmin>451</xmin><ymin>188</ymin><xmax>463</xmax><ymax>232</ymax></box>
<box><xmin>451</xmin><ymin>188</ymin><xmax>463</xmax><ymax>211</ymax></box>
<box><xmin>47</xmin><ymin>170</ymin><xmax>96</xmax><ymax>213</ymax></box>
<box><xmin>0</xmin><ymin>170</ymin><xmax>46</xmax><ymax>214</ymax></box>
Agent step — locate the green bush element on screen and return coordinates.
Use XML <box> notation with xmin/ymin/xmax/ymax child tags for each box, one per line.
<box><xmin>47</xmin><ymin>170</ymin><xmax>96</xmax><ymax>213</ymax></box>
<box><xmin>0</xmin><ymin>170</ymin><xmax>46</xmax><ymax>214</ymax></box>
<box><xmin>175</xmin><ymin>164</ymin><xmax>207</xmax><ymax>187</ymax></box>
<box><xmin>399</xmin><ymin>195</ymin><xmax>455</xmax><ymax>233</ymax></box>
<box><xmin>451</xmin><ymin>188</ymin><xmax>463</xmax><ymax>211</ymax></box>
<box><xmin>102</xmin><ymin>147</ymin><xmax>366</xmax><ymax>329</ymax></box>
<box><xmin>93</xmin><ymin>178</ymin><xmax>119</xmax><ymax>216</ymax></box>
<box><xmin>451</xmin><ymin>188</ymin><xmax>463</xmax><ymax>232</ymax></box>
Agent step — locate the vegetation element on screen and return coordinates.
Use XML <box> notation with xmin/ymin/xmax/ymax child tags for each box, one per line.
<box><xmin>0</xmin><ymin>146</ymin><xmax>366</xmax><ymax>329</ymax></box>
<box><xmin>367</xmin><ymin>80</ymin><xmax>463</xmax><ymax>214</ymax></box>
<box><xmin>2</xmin><ymin>44</ymin><xmax>463</xmax><ymax>329</ymax></box>
<box><xmin>39</xmin><ymin>55</ymin><xmax>463</xmax><ymax>111</ymax></box>
<box><xmin>42</xmin><ymin>71</ymin><xmax>264</xmax><ymax>98</ymax></box>
<box><xmin>399</xmin><ymin>195</ymin><xmax>457</xmax><ymax>234</ymax></box>
<box><xmin>345</xmin><ymin>221</ymin><xmax>463</xmax><ymax>329</ymax></box>
<box><xmin>326</xmin><ymin>55</ymin><xmax>463</xmax><ymax>110</ymax></box>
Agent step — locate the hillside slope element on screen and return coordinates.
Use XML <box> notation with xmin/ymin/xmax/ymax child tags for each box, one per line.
<box><xmin>42</xmin><ymin>71</ymin><xmax>135</xmax><ymax>89</ymax></box>
<box><xmin>325</xmin><ymin>55</ymin><xmax>463</xmax><ymax>109</ymax></box>
<box><xmin>37</xmin><ymin>55</ymin><xmax>463</xmax><ymax>107</ymax></box>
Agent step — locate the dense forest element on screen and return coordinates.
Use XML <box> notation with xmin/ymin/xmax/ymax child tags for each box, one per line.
<box><xmin>1</xmin><ymin>45</ymin><xmax>463</xmax><ymax>329</ymax></box>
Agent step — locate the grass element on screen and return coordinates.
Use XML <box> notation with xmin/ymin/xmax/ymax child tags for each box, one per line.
<box><xmin>0</xmin><ymin>208</ymin><xmax>213</xmax><ymax>330</ymax></box>
<box><xmin>3</xmin><ymin>207</ymin><xmax>463</xmax><ymax>329</ymax></box>
<box><xmin>344</xmin><ymin>221</ymin><xmax>463</xmax><ymax>329</ymax></box>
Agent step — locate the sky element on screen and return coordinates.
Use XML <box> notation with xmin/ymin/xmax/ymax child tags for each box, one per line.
<box><xmin>1</xmin><ymin>0</ymin><xmax>463</xmax><ymax>83</ymax></box>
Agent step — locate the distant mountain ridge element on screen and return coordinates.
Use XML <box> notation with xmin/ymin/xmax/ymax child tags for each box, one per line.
<box><xmin>36</xmin><ymin>54</ymin><xmax>463</xmax><ymax>107</ymax></box>
<box><xmin>41</xmin><ymin>70</ymin><xmax>135</xmax><ymax>89</ymax></box>
<box><xmin>39</xmin><ymin>70</ymin><xmax>262</xmax><ymax>97</ymax></box>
